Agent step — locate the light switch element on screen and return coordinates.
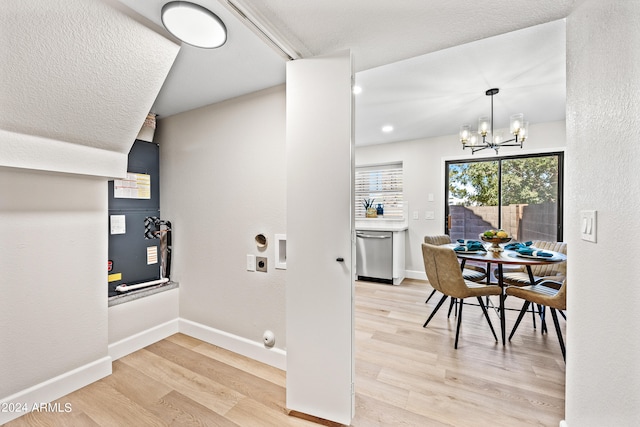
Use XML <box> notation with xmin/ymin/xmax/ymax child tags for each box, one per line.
<box><xmin>428</xmin><ymin>193</ymin><xmax>434</xmax><ymax>202</ymax></box>
<box><xmin>413</xmin><ymin>211</ymin><xmax>419</xmax><ymax>220</ymax></box>
<box><xmin>580</xmin><ymin>210</ymin><xmax>597</xmax><ymax>243</ymax></box>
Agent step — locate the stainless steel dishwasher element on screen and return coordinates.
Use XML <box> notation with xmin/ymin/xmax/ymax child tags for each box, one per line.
<box><xmin>356</xmin><ymin>230</ymin><xmax>393</xmax><ymax>283</ymax></box>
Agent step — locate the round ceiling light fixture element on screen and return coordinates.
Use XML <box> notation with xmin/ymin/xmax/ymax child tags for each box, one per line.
<box><xmin>161</xmin><ymin>1</ymin><xmax>227</xmax><ymax>49</ymax></box>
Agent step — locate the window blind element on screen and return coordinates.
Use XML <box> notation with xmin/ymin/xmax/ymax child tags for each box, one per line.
<box><xmin>355</xmin><ymin>163</ymin><xmax>403</xmax><ymax>218</ymax></box>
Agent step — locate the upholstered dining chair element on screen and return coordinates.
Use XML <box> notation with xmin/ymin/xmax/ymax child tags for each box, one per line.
<box><xmin>421</xmin><ymin>243</ymin><xmax>502</xmax><ymax>349</ymax></box>
<box><xmin>423</xmin><ymin>235</ymin><xmax>487</xmax><ymax>304</ymax></box>
<box><xmin>501</xmin><ymin>240</ymin><xmax>567</xmax><ymax>286</ymax></box>
<box><xmin>506</xmin><ymin>279</ymin><xmax>566</xmax><ymax>361</ymax></box>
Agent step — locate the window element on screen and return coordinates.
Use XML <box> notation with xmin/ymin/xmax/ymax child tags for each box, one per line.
<box><xmin>355</xmin><ymin>162</ymin><xmax>403</xmax><ymax>218</ymax></box>
<box><xmin>446</xmin><ymin>152</ymin><xmax>563</xmax><ymax>241</ymax></box>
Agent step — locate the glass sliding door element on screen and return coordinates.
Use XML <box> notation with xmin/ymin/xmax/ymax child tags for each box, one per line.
<box><xmin>447</xmin><ymin>159</ymin><xmax>499</xmax><ymax>241</ymax></box>
<box><xmin>501</xmin><ymin>155</ymin><xmax>561</xmax><ymax>241</ymax></box>
<box><xmin>446</xmin><ymin>152</ymin><xmax>563</xmax><ymax>242</ymax></box>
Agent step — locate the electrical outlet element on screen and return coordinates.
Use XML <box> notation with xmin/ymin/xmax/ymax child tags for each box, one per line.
<box><xmin>256</xmin><ymin>257</ymin><xmax>267</xmax><ymax>272</ymax></box>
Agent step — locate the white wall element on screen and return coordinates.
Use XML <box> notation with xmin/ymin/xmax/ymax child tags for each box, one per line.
<box><xmin>564</xmin><ymin>1</ymin><xmax>640</xmax><ymax>425</ymax></box>
<box><xmin>108</xmin><ymin>288</ymin><xmax>179</xmax><ymax>360</ymax></box>
<box><xmin>356</xmin><ymin>120</ymin><xmax>566</xmax><ymax>278</ymax></box>
<box><xmin>157</xmin><ymin>86</ymin><xmax>287</xmax><ymax>358</ymax></box>
<box><xmin>0</xmin><ymin>168</ymin><xmax>111</xmax><ymax>424</ymax></box>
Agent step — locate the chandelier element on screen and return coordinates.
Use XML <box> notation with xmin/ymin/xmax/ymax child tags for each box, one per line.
<box><xmin>459</xmin><ymin>88</ymin><xmax>528</xmax><ymax>154</ymax></box>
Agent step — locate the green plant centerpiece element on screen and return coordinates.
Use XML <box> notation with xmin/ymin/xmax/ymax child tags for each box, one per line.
<box><xmin>480</xmin><ymin>229</ymin><xmax>512</xmax><ymax>252</ymax></box>
<box><xmin>363</xmin><ymin>198</ymin><xmax>377</xmax><ymax>218</ymax></box>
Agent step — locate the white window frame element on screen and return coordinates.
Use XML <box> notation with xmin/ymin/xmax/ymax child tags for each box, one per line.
<box><xmin>355</xmin><ymin>162</ymin><xmax>403</xmax><ymax>219</ymax></box>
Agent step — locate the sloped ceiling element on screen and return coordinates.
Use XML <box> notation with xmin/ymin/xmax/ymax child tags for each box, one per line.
<box><xmin>0</xmin><ymin>0</ymin><xmax>180</xmax><ymax>177</ymax></box>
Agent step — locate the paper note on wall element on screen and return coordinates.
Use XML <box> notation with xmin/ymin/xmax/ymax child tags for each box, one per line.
<box><xmin>114</xmin><ymin>173</ymin><xmax>151</xmax><ymax>199</ymax></box>
<box><xmin>110</xmin><ymin>215</ymin><xmax>126</xmax><ymax>235</ymax></box>
<box><xmin>147</xmin><ymin>246</ymin><xmax>158</xmax><ymax>265</ymax></box>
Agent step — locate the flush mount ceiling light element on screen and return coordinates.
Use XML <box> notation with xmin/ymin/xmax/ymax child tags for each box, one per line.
<box><xmin>459</xmin><ymin>88</ymin><xmax>528</xmax><ymax>155</ymax></box>
<box><xmin>161</xmin><ymin>1</ymin><xmax>227</xmax><ymax>48</ymax></box>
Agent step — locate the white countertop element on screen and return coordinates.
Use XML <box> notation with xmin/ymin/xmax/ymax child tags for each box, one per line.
<box><xmin>355</xmin><ymin>218</ymin><xmax>408</xmax><ymax>232</ymax></box>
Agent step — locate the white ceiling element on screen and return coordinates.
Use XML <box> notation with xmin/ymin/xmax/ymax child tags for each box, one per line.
<box><xmin>117</xmin><ymin>0</ymin><xmax>578</xmax><ymax>145</ymax></box>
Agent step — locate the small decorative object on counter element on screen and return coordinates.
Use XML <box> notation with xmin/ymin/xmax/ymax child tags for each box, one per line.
<box><xmin>480</xmin><ymin>229</ymin><xmax>511</xmax><ymax>252</ymax></box>
<box><xmin>376</xmin><ymin>203</ymin><xmax>384</xmax><ymax>216</ymax></box>
<box><xmin>363</xmin><ymin>198</ymin><xmax>377</xmax><ymax>218</ymax></box>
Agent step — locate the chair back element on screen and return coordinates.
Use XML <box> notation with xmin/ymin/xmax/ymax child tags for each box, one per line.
<box><xmin>421</xmin><ymin>243</ymin><xmax>470</xmax><ymax>299</ymax></box>
<box><xmin>424</xmin><ymin>235</ymin><xmax>452</xmax><ymax>246</ymax></box>
<box><xmin>531</xmin><ymin>240</ymin><xmax>567</xmax><ymax>277</ymax></box>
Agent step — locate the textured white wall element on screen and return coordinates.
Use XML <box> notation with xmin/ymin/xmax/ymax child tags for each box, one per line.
<box><xmin>158</xmin><ymin>86</ymin><xmax>287</xmax><ymax>349</ymax></box>
<box><xmin>0</xmin><ymin>168</ymin><xmax>108</xmax><ymax>399</ymax></box>
<box><xmin>565</xmin><ymin>1</ymin><xmax>640</xmax><ymax>425</ymax></box>
<box><xmin>0</xmin><ymin>0</ymin><xmax>179</xmax><ymax>177</ymax></box>
<box><xmin>356</xmin><ymin>120</ymin><xmax>566</xmax><ymax>277</ymax></box>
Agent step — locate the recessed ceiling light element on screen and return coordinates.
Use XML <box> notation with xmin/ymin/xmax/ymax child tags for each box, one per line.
<box><xmin>161</xmin><ymin>1</ymin><xmax>227</xmax><ymax>49</ymax></box>
<box><xmin>382</xmin><ymin>125</ymin><xmax>394</xmax><ymax>133</ymax></box>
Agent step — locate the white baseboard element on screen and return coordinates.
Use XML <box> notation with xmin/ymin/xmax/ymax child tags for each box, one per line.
<box><xmin>179</xmin><ymin>318</ymin><xmax>286</xmax><ymax>370</ymax></box>
<box><xmin>0</xmin><ymin>356</ymin><xmax>112</xmax><ymax>425</ymax></box>
<box><xmin>404</xmin><ymin>269</ymin><xmax>426</xmax><ymax>281</ymax></box>
<box><xmin>559</xmin><ymin>421</ymin><xmax>568</xmax><ymax>427</ymax></box>
<box><xmin>108</xmin><ymin>319</ymin><xmax>179</xmax><ymax>361</ymax></box>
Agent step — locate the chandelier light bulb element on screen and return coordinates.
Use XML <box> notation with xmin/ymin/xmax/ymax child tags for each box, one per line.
<box><xmin>510</xmin><ymin>113</ymin><xmax>524</xmax><ymax>135</ymax></box>
<box><xmin>460</xmin><ymin>124</ymin><xmax>471</xmax><ymax>144</ymax></box>
<box><xmin>519</xmin><ymin>122</ymin><xmax>529</xmax><ymax>141</ymax></box>
<box><xmin>478</xmin><ymin>116</ymin><xmax>490</xmax><ymax>136</ymax></box>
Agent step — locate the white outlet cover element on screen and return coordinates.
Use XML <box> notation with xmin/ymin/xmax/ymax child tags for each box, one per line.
<box><xmin>246</xmin><ymin>254</ymin><xmax>256</xmax><ymax>271</ymax></box>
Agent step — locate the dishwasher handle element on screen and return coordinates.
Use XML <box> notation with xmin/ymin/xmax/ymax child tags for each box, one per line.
<box><xmin>356</xmin><ymin>232</ymin><xmax>391</xmax><ymax>239</ymax></box>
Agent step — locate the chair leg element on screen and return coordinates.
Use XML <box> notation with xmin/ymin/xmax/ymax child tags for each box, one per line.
<box><xmin>454</xmin><ymin>297</ymin><xmax>463</xmax><ymax>349</ymax></box>
<box><xmin>447</xmin><ymin>298</ymin><xmax>457</xmax><ymax>318</ymax></box>
<box><xmin>425</xmin><ymin>289</ymin><xmax>437</xmax><ymax>304</ymax></box>
<box><xmin>558</xmin><ymin>309</ymin><xmax>567</xmax><ymax>320</ymax></box>
<box><xmin>550</xmin><ymin>308</ymin><xmax>566</xmax><ymax>361</ymax></box>
<box><xmin>476</xmin><ymin>296</ymin><xmax>498</xmax><ymax>342</ymax></box>
<box><xmin>509</xmin><ymin>300</ymin><xmax>531</xmax><ymax>341</ymax></box>
<box><xmin>531</xmin><ymin>303</ymin><xmax>537</xmax><ymax>330</ymax></box>
<box><xmin>423</xmin><ymin>294</ymin><xmax>449</xmax><ymax>328</ymax></box>
<box><xmin>539</xmin><ymin>305</ymin><xmax>548</xmax><ymax>334</ymax></box>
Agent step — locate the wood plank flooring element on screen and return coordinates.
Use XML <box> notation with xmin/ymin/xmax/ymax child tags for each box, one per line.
<box><xmin>5</xmin><ymin>279</ymin><xmax>565</xmax><ymax>426</ymax></box>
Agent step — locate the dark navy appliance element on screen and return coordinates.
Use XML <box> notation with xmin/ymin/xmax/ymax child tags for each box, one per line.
<box><xmin>107</xmin><ymin>140</ymin><xmax>171</xmax><ymax>296</ymax></box>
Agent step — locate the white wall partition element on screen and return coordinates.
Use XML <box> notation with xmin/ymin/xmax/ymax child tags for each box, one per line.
<box><xmin>158</xmin><ymin>86</ymin><xmax>287</xmax><ymax>367</ymax></box>
<box><xmin>286</xmin><ymin>51</ymin><xmax>354</xmax><ymax>424</ymax></box>
<box><xmin>564</xmin><ymin>1</ymin><xmax>640</xmax><ymax>425</ymax></box>
<box><xmin>0</xmin><ymin>168</ymin><xmax>111</xmax><ymax>425</ymax></box>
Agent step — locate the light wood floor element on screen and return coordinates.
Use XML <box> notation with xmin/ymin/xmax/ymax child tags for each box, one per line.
<box><xmin>6</xmin><ymin>279</ymin><xmax>565</xmax><ymax>426</ymax></box>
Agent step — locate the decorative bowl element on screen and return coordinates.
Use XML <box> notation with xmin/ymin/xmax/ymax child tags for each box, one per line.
<box><xmin>480</xmin><ymin>235</ymin><xmax>512</xmax><ymax>252</ymax></box>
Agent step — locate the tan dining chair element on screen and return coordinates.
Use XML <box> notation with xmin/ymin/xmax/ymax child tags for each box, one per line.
<box><xmin>501</xmin><ymin>240</ymin><xmax>567</xmax><ymax>286</ymax></box>
<box><xmin>421</xmin><ymin>243</ymin><xmax>502</xmax><ymax>349</ymax></box>
<box><xmin>423</xmin><ymin>235</ymin><xmax>487</xmax><ymax>304</ymax></box>
<box><xmin>506</xmin><ymin>279</ymin><xmax>566</xmax><ymax>361</ymax></box>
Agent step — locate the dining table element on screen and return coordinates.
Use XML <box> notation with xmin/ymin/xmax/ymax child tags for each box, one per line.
<box><xmin>448</xmin><ymin>241</ymin><xmax>567</xmax><ymax>345</ymax></box>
